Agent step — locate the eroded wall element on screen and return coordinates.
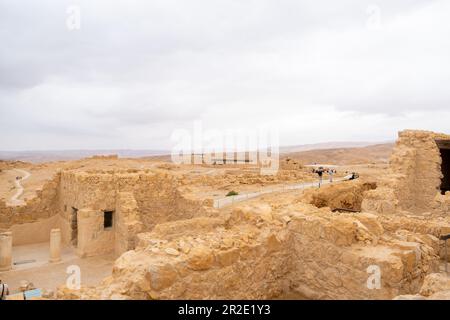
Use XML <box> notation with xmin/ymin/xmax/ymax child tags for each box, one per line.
<box><xmin>363</xmin><ymin>130</ymin><xmax>450</xmax><ymax>215</ymax></box>
<box><xmin>57</xmin><ymin>170</ymin><xmax>210</xmax><ymax>257</ymax></box>
<box><xmin>1</xmin><ymin>167</ymin><xmax>211</xmax><ymax>258</ymax></box>
<box><xmin>66</xmin><ymin>203</ymin><xmax>439</xmax><ymax>300</ymax></box>
<box><xmin>114</xmin><ymin>192</ymin><xmax>143</xmax><ymax>257</ymax></box>
<box><xmin>10</xmin><ymin>214</ymin><xmax>62</xmax><ymax>246</ymax></box>
<box><xmin>76</xmin><ymin>208</ymin><xmax>115</xmax><ymax>257</ymax></box>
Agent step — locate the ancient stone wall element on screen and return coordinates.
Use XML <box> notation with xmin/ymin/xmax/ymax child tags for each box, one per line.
<box><xmin>390</xmin><ymin>130</ymin><xmax>445</xmax><ymax>212</ymax></box>
<box><xmin>286</xmin><ymin>212</ymin><xmax>438</xmax><ymax>299</ymax></box>
<box><xmin>57</xmin><ymin>170</ymin><xmax>210</xmax><ymax>257</ymax></box>
<box><xmin>76</xmin><ymin>208</ymin><xmax>115</xmax><ymax>257</ymax></box>
<box><xmin>9</xmin><ymin>214</ymin><xmax>62</xmax><ymax>246</ymax></box>
<box><xmin>362</xmin><ymin>130</ymin><xmax>450</xmax><ymax>215</ymax></box>
<box><xmin>128</xmin><ymin>172</ymin><xmax>210</xmax><ymax>231</ymax></box>
<box><xmin>71</xmin><ymin>203</ymin><xmax>439</xmax><ymax>300</ymax></box>
<box><xmin>114</xmin><ymin>192</ymin><xmax>143</xmax><ymax>257</ymax></box>
<box><xmin>58</xmin><ymin>171</ymin><xmax>118</xmax><ymax>245</ymax></box>
<box><xmin>0</xmin><ymin>167</ymin><xmax>210</xmax><ymax>259</ymax></box>
<box><xmin>432</xmin><ymin>193</ymin><xmax>450</xmax><ymax>214</ymax></box>
<box><xmin>181</xmin><ymin>169</ymin><xmax>315</xmax><ymax>190</ymax></box>
<box><xmin>304</xmin><ymin>180</ymin><xmax>377</xmax><ymax>212</ymax></box>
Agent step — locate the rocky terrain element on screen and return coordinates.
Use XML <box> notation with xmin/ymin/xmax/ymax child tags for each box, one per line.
<box><xmin>1</xmin><ymin>131</ymin><xmax>449</xmax><ymax>300</ymax></box>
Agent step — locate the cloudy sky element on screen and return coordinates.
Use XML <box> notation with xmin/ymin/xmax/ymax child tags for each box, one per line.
<box><xmin>0</xmin><ymin>0</ymin><xmax>449</xmax><ymax>151</ymax></box>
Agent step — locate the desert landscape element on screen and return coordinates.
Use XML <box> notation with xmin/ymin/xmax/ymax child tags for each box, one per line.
<box><xmin>1</xmin><ymin>1</ymin><xmax>450</xmax><ymax>309</ymax></box>
<box><xmin>0</xmin><ymin>130</ymin><xmax>449</xmax><ymax>300</ymax></box>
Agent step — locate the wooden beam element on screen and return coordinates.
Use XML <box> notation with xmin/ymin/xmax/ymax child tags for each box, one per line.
<box><xmin>435</xmin><ymin>139</ymin><xmax>450</xmax><ymax>150</ymax></box>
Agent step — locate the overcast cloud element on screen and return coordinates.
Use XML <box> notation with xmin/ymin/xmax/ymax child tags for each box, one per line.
<box><xmin>0</xmin><ymin>0</ymin><xmax>449</xmax><ymax>150</ymax></box>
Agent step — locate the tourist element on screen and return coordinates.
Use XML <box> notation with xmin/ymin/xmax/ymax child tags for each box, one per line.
<box><xmin>0</xmin><ymin>279</ymin><xmax>10</xmax><ymax>300</ymax></box>
<box><xmin>314</xmin><ymin>167</ymin><xmax>325</xmax><ymax>187</ymax></box>
<box><xmin>329</xmin><ymin>169</ymin><xmax>334</xmax><ymax>183</ymax></box>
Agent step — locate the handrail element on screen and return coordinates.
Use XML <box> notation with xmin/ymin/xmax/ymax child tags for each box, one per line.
<box><xmin>213</xmin><ymin>175</ymin><xmax>355</xmax><ymax>209</ymax></box>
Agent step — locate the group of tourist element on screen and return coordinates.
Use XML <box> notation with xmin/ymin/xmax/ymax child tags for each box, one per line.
<box><xmin>312</xmin><ymin>167</ymin><xmax>337</xmax><ymax>187</ymax></box>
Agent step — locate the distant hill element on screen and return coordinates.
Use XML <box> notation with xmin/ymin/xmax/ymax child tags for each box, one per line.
<box><xmin>279</xmin><ymin>141</ymin><xmax>392</xmax><ymax>154</ymax></box>
<box><xmin>0</xmin><ymin>150</ymin><xmax>170</xmax><ymax>163</ymax></box>
<box><xmin>0</xmin><ymin>160</ymin><xmax>30</xmax><ymax>170</ymax></box>
<box><xmin>0</xmin><ymin>141</ymin><xmax>394</xmax><ymax>165</ymax></box>
<box><xmin>282</xmin><ymin>143</ymin><xmax>395</xmax><ymax>165</ymax></box>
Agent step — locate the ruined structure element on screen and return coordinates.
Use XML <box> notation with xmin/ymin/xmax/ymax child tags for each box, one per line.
<box><xmin>0</xmin><ymin>168</ymin><xmax>212</xmax><ymax>258</ymax></box>
<box><xmin>362</xmin><ymin>130</ymin><xmax>450</xmax><ymax>215</ymax></box>
<box><xmin>1</xmin><ymin>130</ymin><xmax>449</xmax><ymax>300</ymax></box>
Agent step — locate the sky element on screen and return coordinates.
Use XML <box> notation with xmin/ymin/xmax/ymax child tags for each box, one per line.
<box><xmin>0</xmin><ymin>0</ymin><xmax>450</xmax><ymax>151</ymax></box>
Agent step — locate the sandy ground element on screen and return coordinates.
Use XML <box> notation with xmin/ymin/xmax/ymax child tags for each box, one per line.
<box><xmin>0</xmin><ymin>242</ymin><xmax>114</xmax><ymax>294</ymax></box>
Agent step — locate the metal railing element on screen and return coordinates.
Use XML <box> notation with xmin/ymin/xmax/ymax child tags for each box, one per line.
<box><xmin>213</xmin><ymin>175</ymin><xmax>353</xmax><ymax>209</ymax></box>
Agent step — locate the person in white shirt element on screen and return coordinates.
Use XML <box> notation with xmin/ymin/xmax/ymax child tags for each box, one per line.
<box><xmin>328</xmin><ymin>169</ymin><xmax>335</xmax><ymax>183</ymax></box>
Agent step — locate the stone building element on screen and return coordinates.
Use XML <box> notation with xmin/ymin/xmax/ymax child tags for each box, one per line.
<box><xmin>0</xmin><ymin>168</ymin><xmax>210</xmax><ymax>258</ymax></box>
<box><xmin>363</xmin><ymin>130</ymin><xmax>450</xmax><ymax>215</ymax></box>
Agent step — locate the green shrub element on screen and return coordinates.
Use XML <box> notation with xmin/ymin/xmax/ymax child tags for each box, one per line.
<box><xmin>226</xmin><ymin>191</ymin><xmax>239</xmax><ymax>197</ymax></box>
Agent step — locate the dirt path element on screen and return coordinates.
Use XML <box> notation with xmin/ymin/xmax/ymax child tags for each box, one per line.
<box><xmin>8</xmin><ymin>169</ymin><xmax>31</xmax><ymax>206</ymax></box>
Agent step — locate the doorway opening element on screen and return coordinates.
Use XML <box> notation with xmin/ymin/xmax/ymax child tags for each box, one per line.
<box><xmin>436</xmin><ymin>140</ymin><xmax>450</xmax><ymax>195</ymax></box>
<box><xmin>71</xmin><ymin>207</ymin><xmax>78</xmax><ymax>247</ymax></box>
<box><xmin>103</xmin><ymin>211</ymin><xmax>114</xmax><ymax>229</ymax></box>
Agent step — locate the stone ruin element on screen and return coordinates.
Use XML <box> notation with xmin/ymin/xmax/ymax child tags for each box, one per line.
<box><xmin>362</xmin><ymin>130</ymin><xmax>450</xmax><ymax>215</ymax></box>
<box><xmin>0</xmin><ymin>168</ymin><xmax>212</xmax><ymax>260</ymax></box>
<box><xmin>1</xmin><ymin>129</ymin><xmax>450</xmax><ymax>300</ymax></box>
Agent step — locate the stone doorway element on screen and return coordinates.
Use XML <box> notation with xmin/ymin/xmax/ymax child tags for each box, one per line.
<box><xmin>436</xmin><ymin>140</ymin><xmax>450</xmax><ymax>195</ymax></box>
<box><xmin>71</xmin><ymin>207</ymin><xmax>78</xmax><ymax>247</ymax></box>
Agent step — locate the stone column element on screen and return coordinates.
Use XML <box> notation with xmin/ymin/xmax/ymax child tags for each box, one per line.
<box><xmin>49</xmin><ymin>229</ymin><xmax>62</xmax><ymax>263</ymax></box>
<box><xmin>0</xmin><ymin>231</ymin><xmax>13</xmax><ymax>271</ymax></box>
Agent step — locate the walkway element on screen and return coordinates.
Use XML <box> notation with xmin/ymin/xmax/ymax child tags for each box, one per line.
<box><xmin>8</xmin><ymin>169</ymin><xmax>31</xmax><ymax>206</ymax></box>
<box><xmin>213</xmin><ymin>174</ymin><xmax>353</xmax><ymax>208</ymax></box>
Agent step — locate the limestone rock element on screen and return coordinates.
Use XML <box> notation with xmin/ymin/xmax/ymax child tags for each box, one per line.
<box><xmin>419</xmin><ymin>273</ymin><xmax>450</xmax><ymax>297</ymax></box>
<box><xmin>428</xmin><ymin>290</ymin><xmax>450</xmax><ymax>300</ymax></box>
<box><xmin>165</xmin><ymin>248</ymin><xmax>180</xmax><ymax>256</ymax></box>
<box><xmin>187</xmin><ymin>246</ymin><xmax>215</xmax><ymax>271</ymax></box>
<box><xmin>146</xmin><ymin>263</ymin><xmax>178</xmax><ymax>291</ymax></box>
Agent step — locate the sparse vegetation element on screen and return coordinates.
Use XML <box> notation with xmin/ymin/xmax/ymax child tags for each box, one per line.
<box><xmin>226</xmin><ymin>191</ymin><xmax>239</xmax><ymax>197</ymax></box>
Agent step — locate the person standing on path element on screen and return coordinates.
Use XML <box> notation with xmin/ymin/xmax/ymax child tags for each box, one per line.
<box><xmin>314</xmin><ymin>167</ymin><xmax>325</xmax><ymax>188</ymax></box>
<box><xmin>328</xmin><ymin>169</ymin><xmax>335</xmax><ymax>183</ymax></box>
